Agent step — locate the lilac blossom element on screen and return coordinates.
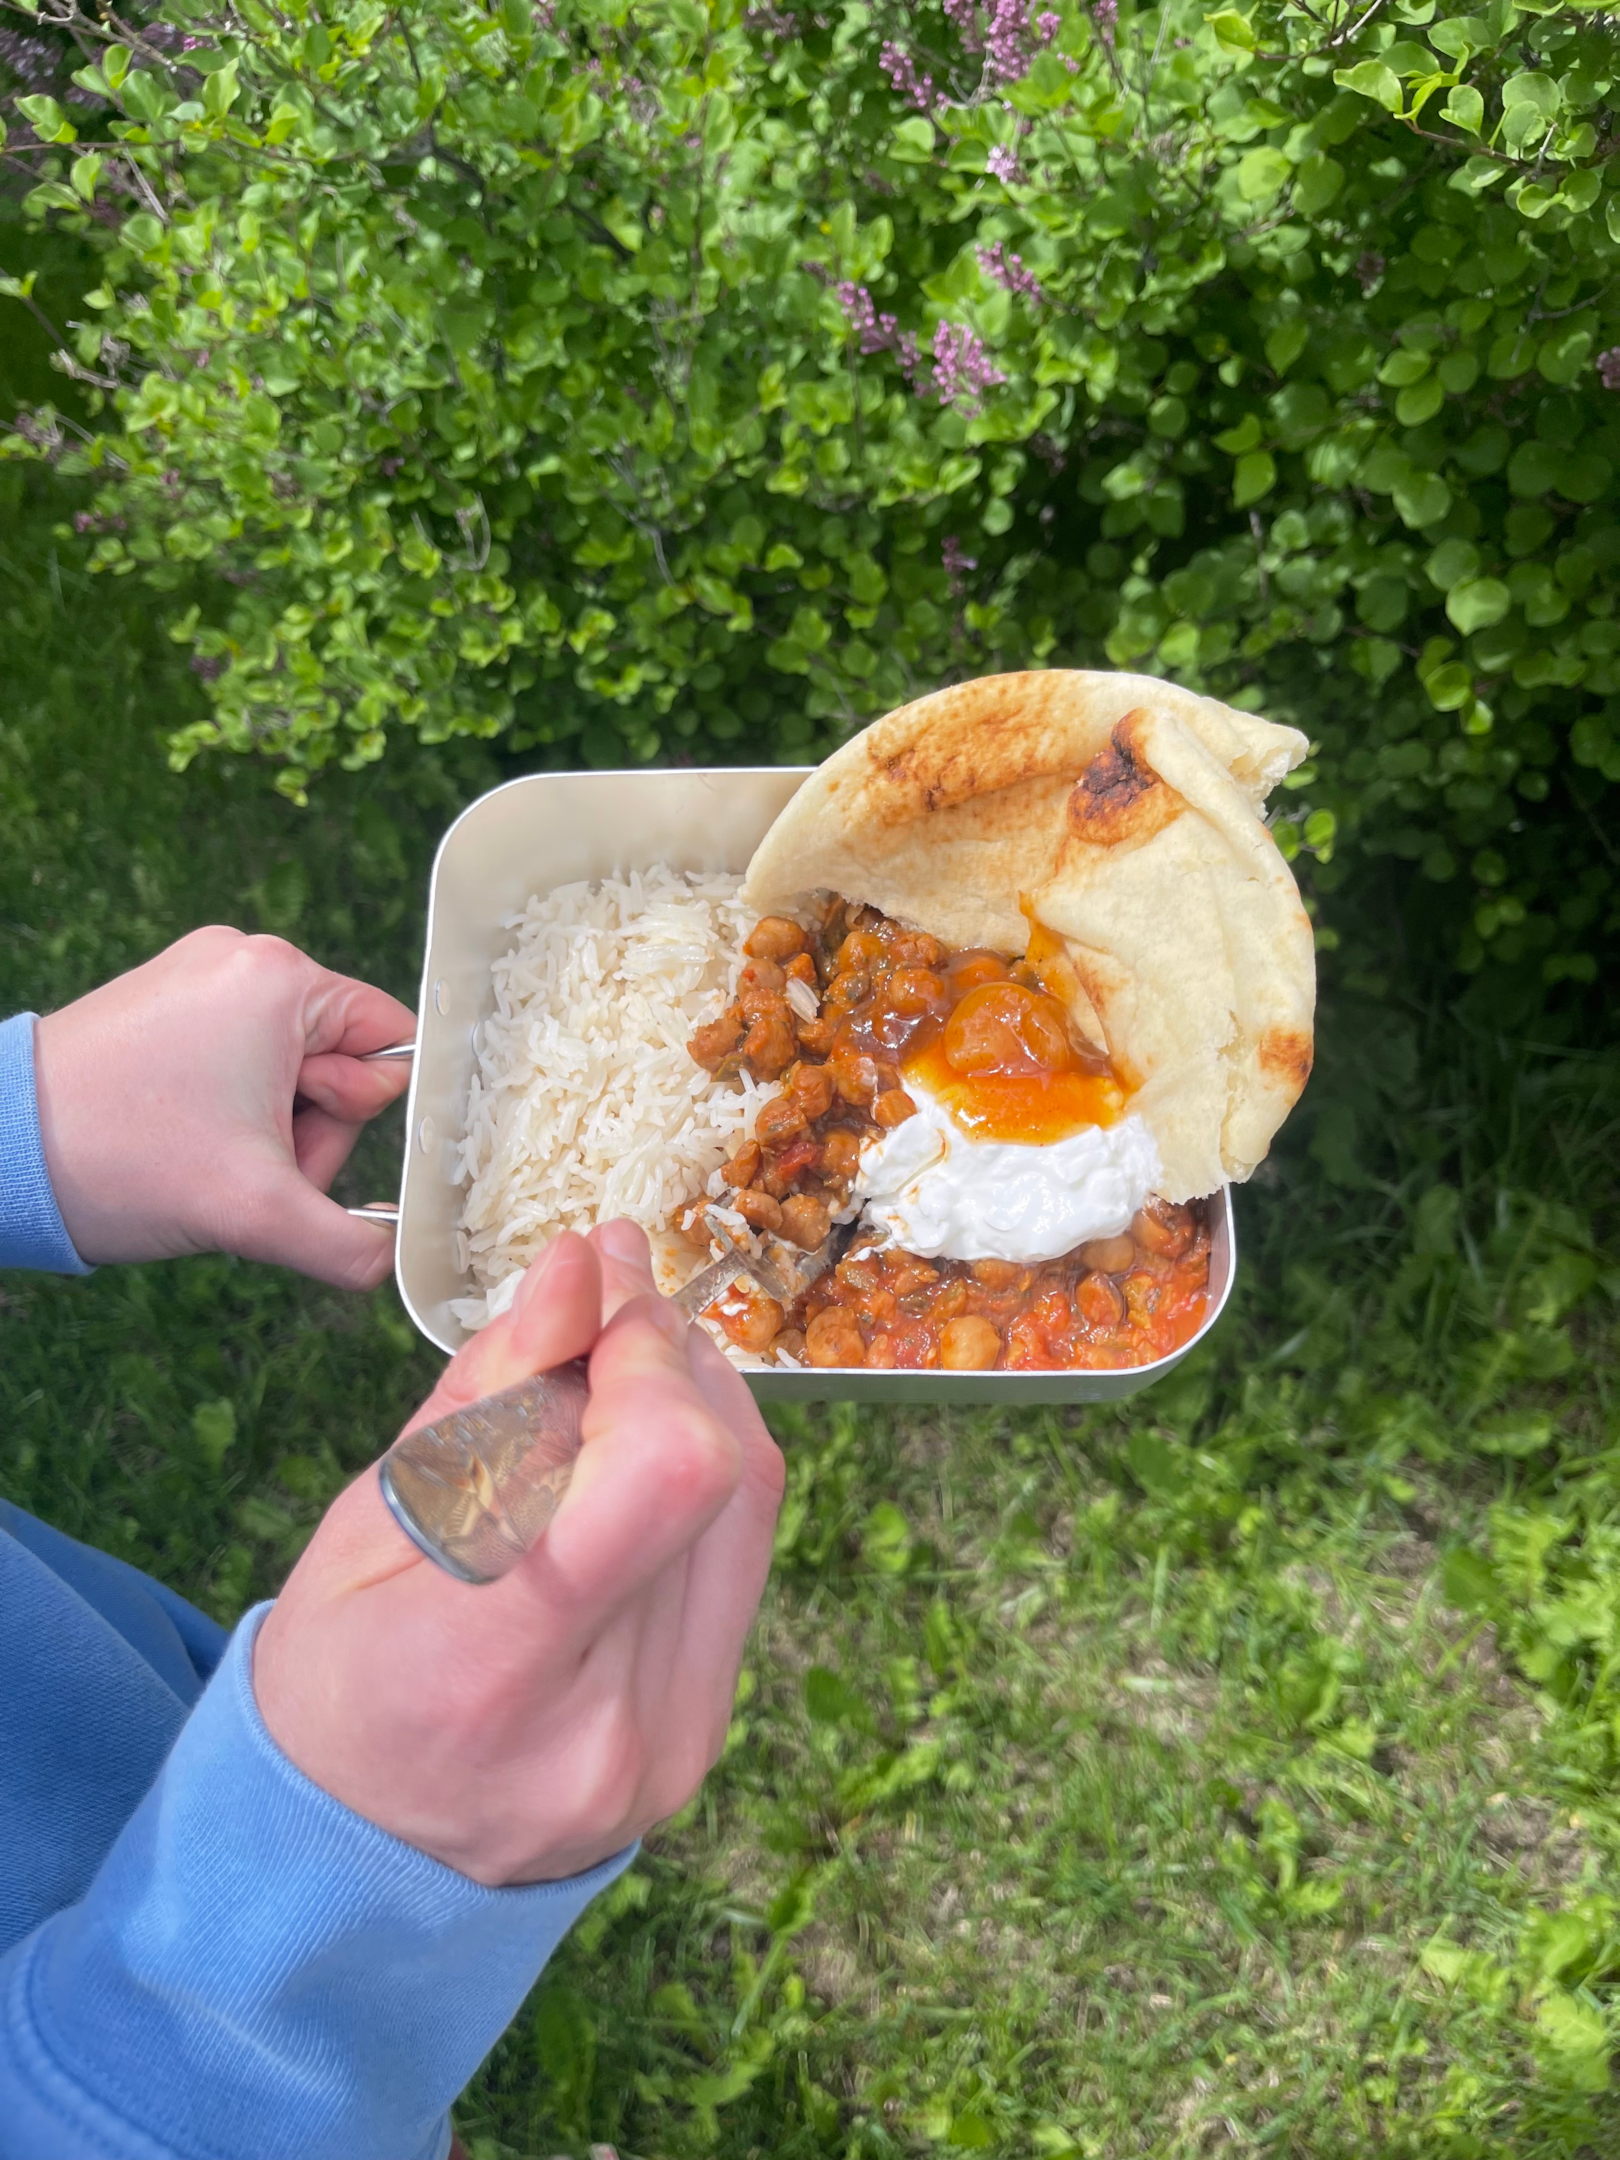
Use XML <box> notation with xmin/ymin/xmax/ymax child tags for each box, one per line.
<box><xmin>932</xmin><ymin>320</ymin><xmax>1007</xmax><ymax>411</ymax></box>
<box><xmin>942</xmin><ymin>534</ymin><xmax>979</xmax><ymax>596</ymax></box>
<box><xmin>1599</xmin><ymin>348</ymin><xmax>1620</xmax><ymax>391</ymax></box>
<box><xmin>942</xmin><ymin>0</ymin><xmax>984</xmax><ymax>50</ymax></box>
<box><xmin>984</xmin><ymin>0</ymin><xmax>1032</xmax><ymax>79</ymax></box>
<box><xmin>987</xmin><ymin>144</ymin><xmax>1021</xmax><ymax>183</ymax></box>
<box><xmin>1036</xmin><ymin>9</ymin><xmax>1061</xmax><ymax>40</ymax></box>
<box><xmin>879</xmin><ymin>39</ymin><xmax>937</xmax><ymax>111</ymax></box>
<box><xmin>977</xmin><ymin>242</ymin><xmax>1046</xmax><ymax>305</ymax></box>
<box><xmin>1091</xmin><ymin>0</ymin><xmax>1116</xmax><ymax>46</ymax></box>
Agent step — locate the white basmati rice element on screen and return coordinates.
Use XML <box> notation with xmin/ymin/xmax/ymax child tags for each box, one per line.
<box><xmin>450</xmin><ymin>866</ymin><xmax>772</xmax><ymax>1331</ymax></box>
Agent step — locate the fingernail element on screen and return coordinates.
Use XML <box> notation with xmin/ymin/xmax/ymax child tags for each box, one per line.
<box><xmin>599</xmin><ymin>1218</ymin><xmax>648</xmax><ymax>1263</ymax></box>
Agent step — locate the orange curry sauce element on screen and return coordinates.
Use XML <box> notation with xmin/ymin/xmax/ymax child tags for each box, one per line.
<box><xmin>686</xmin><ymin>900</ymin><xmax>1211</xmax><ymax>1372</ymax></box>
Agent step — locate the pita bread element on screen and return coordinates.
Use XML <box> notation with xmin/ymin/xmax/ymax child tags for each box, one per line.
<box><xmin>743</xmin><ymin>669</ymin><xmax>1314</xmax><ymax>1198</ymax></box>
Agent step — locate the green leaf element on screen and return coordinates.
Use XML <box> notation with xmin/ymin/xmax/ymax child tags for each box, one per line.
<box><xmin>891</xmin><ymin>115</ymin><xmax>935</xmax><ymax>163</ymax></box>
<box><xmin>1423</xmin><ymin>660</ymin><xmax>1474</xmax><ymax>711</ymax></box>
<box><xmin>1534</xmin><ymin>1991</ymin><xmax>1610</xmax><ymax>2092</ymax></box>
<box><xmin>1392</xmin><ymin>470</ymin><xmax>1450</xmax><ymax>529</ymax></box>
<box><xmin>1291</xmin><ymin>154</ymin><xmax>1343</xmax><ymax>216</ymax></box>
<box><xmin>1440</xmin><ymin>83</ymin><xmax>1484</xmax><ymax>132</ymax></box>
<box><xmin>805</xmin><ymin>1665</ymin><xmax>872</xmax><ymax>1731</ymax></box>
<box><xmin>1237</xmin><ymin>148</ymin><xmax>1291</xmax><ymax>202</ymax></box>
<box><xmin>1204</xmin><ymin>9</ymin><xmax>1256</xmax><ymax>50</ymax></box>
<box><xmin>1426</xmin><ymin>539</ymin><xmax>1480</xmax><ymax>592</ymax></box>
<box><xmin>1395</xmin><ymin>375</ymin><xmax>1444</xmax><ymax>426</ymax></box>
<box><xmin>1265</xmin><ymin>320</ymin><xmax>1309</xmax><ymax>375</ymax></box>
<box><xmin>203</xmin><ymin>61</ymin><xmax>240</xmax><ymax>118</ymax></box>
<box><xmin>1232</xmin><ymin>450</ymin><xmax>1276</xmax><ymax>507</ymax></box>
<box><xmin>1332</xmin><ymin>60</ymin><xmax>1402</xmax><ymax>112</ymax></box>
<box><xmin>1447</xmin><ymin>578</ymin><xmax>1511</xmax><ymax>634</ymax></box>
<box><xmin>191</xmin><ymin>1398</ymin><xmax>237</xmax><ymax>1469</ymax></box>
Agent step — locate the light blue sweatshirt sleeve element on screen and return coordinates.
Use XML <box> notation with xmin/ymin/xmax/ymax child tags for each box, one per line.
<box><xmin>0</xmin><ymin>1012</ymin><xmax>92</xmax><ymax>1274</ymax></box>
<box><xmin>0</xmin><ymin>1603</ymin><xmax>634</xmax><ymax>2160</ymax></box>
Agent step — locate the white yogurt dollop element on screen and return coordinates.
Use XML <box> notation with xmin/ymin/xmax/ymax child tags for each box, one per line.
<box><xmin>853</xmin><ymin>1080</ymin><xmax>1162</xmax><ymax>1264</ymax></box>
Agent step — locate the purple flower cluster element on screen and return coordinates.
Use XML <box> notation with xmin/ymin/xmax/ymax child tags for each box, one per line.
<box><xmin>1091</xmin><ymin>0</ymin><xmax>1117</xmax><ymax>46</ymax></box>
<box><xmin>837</xmin><ymin>282</ymin><xmax>924</xmax><ymax>375</ymax></box>
<box><xmin>986</xmin><ymin>144</ymin><xmax>1022</xmax><ymax>183</ymax></box>
<box><xmin>1599</xmin><ymin>348</ymin><xmax>1620</xmax><ymax>392</ymax></box>
<box><xmin>837</xmin><ymin>286</ymin><xmax>1005</xmax><ymax>412</ymax></box>
<box><xmin>942</xmin><ymin>0</ymin><xmax>983</xmax><ymax>47</ymax></box>
<box><xmin>942</xmin><ymin>534</ymin><xmax>979</xmax><ymax>595</ymax></box>
<box><xmin>879</xmin><ymin>39</ymin><xmax>938</xmax><ymax>112</ymax></box>
<box><xmin>940</xmin><ymin>0</ymin><xmax>1061</xmax><ymax>81</ymax></box>
<box><xmin>932</xmin><ymin>320</ymin><xmax>1007</xmax><ymax>410</ymax></box>
<box><xmin>977</xmin><ymin>242</ymin><xmax>1046</xmax><ymax>304</ymax></box>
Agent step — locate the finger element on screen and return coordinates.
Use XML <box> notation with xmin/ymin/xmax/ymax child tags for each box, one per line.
<box><xmin>588</xmin><ymin>1217</ymin><xmax>657</xmax><ymax>1321</ymax></box>
<box><xmin>296</xmin><ymin>1050</ymin><xmax>414</xmax><ymax>1124</ymax></box>
<box><xmin>229</xmin><ymin>1163</ymin><xmax>398</xmax><ymax>1291</ymax></box>
<box><xmin>404</xmin><ymin>1233</ymin><xmax>602</xmax><ymax>1431</ymax></box>
<box><xmin>291</xmin><ymin>1103</ymin><xmax>364</xmax><ymax>1193</ymax></box>
<box><xmin>301</xmin><ymin>970</ymin><xmax>417</xmax><ymax>1061</ymax></box>
<box><xmin>520</xmin><ymin>1294</ymin><xmax>742</xmax><ymax>1628</ymax></box>
<box><xmin>667</xmin><ymin>1324</ymin><xmax>785</xmax><ymax>1665</ymax></box>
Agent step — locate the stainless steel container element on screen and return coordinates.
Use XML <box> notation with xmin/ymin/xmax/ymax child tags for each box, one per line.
<box><xmin>392</xmin><ymin>768</ymin><xmax>1236</xmax><ymax>1404</ymax></box>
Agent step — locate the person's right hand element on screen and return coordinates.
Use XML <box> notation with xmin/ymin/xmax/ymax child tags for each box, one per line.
<box><xmin>252</xmin><ymin>1222</ymin><xmax>784</xmax><ymax>1885</ymax></box>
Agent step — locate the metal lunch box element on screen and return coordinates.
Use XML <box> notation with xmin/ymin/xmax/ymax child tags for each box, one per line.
<box><xmin>385</xmin><ymin>767</ymin><xmax>1237</xmax><ymax>1404</ymax></box>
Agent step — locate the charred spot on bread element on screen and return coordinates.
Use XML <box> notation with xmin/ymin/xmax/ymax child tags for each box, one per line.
<box><xmin>1258</xmin><ymin>1025</ymin><xmax>1314</xmax><ymax>1101</ymax></box>
<box><xmin>1066</xmin><ymin>715</ymin><xmax>1184</xmax><ymax>848</ymax></box>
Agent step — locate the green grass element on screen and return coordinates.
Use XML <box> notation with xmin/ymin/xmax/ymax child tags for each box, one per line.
<box><xmin>4</xmin><ymin>347</ymin><xmax>1620</xmax><ymax>2158</ymax></box>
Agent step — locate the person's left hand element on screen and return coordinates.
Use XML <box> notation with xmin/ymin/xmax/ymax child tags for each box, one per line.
<box><xmin>34</xmin><ymin>926</ymin><xmax>415</xmax><ymax>1288</ymax></box>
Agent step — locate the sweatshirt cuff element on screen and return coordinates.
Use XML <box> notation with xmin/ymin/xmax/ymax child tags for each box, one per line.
<box><xmin>0</xmin><ymin>1014</ymin><xmax>92</xmax><ymax>1275</ymax></box>
<box><xmin>0</xmin><ymin>1603</ymin><xmax>635</xmax><ymax>2160</ymax></box>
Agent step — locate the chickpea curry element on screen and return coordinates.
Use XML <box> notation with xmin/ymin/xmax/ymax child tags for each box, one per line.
<box><xmin>686</xmin><ymin>900</ymin><xmax>1212</xmax><ymax>1373</ymax></box>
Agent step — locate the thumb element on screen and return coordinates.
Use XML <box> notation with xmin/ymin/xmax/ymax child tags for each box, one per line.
<box><xmin>230</xmin><ymin>1163</ymin><xmax>397</xmax><ymax>1290</ymax></box>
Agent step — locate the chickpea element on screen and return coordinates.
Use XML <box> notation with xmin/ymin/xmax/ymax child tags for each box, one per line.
<box><xmin>789</xmin><ymin>1063</ymin><xmax>835</xmax><ymax>1120</ymax></box>
<box><xmin>830</xmin><ymin>1049</ymin><xmax>879</xmax><ymax>1105</ymax></box>
<box><xmin>688</xmin><ymin>1007</ymin><xmax>744</xmax><ymax>1072</ymax></box>
<box><xmin>780</xmin><ymin>1193</ymin><xmax>832</xmax><ymax>1251</ymax></box>
<box><xmin>892</xmin><ymin>932</ymin><xmax>945</xmax><ymax>968</ymax></box>
<box><xmin>886</xmin><ymin>1254</ymin><xmax>940</xmax><ymax>1296</ymax></box>
<box><xmin>795</xmin><ymin>1016</ymin><xmax>837</xmax><ymax>1058</ymax></box>
<box><xmin>1080</xmin><ymin>1233</ymin><xmax>1136</xmax><ymax>1275</ymax></box>
<box><xmin>837</xmin><ymin>929</ymin><xmax>885</xmax><ymax>972</ymax></box>
<box><xmin>1132</xmin><ymin>1199</ymin><xmax>1194</xmax><ymax>1260</ymax></box>
<box><xmin>873</xmin><ymin>1088</ymin><xmax>917</xmax><ymax>1127</ymax></box>
<box><xmin>716</xmin><ymin>1289</ymin><xmax>785</xmax><ymax>1354</ymax></box>
<box><xmin>864</xmin><ymin>1331</ymin><xmax>898</xmax><ymax>1368</ymax></box>
<box><xmin>821</xmin><ymin>1128</ymin><xmax>862</xmax><ymax>1180</ymax></box>
<box><xmin>971</xmin><ymin>1257</ymin><xmax>1028</xmax><ymax>1292</ymax></box>
<box><xmin>755</xmin><ymin>1094</ymin><xmax>807</xmax><ymax>1147</ymax></box>
<box><xmin>1076</xmin><ymin>1272</ymin><xmax>1126</xmax><ymax>1329</ymax></box>
<box><xmin>784</xmin><ymin>951</ymin><xmax>819</xmax><ymax>987</ymax></box>
<box><xmin>940</xmin><ymin>1314</ymin><xmax>1001</xmax><ymax>1369</ymax></box>
<box><xmin>824</xmin><ymin>970</ymin><xmax>869</xmax><ymax>1013</ymax></box>
<box><xmin>806</xmin><ymin>1306</ymin><xmax>867</xmax><ymax>1367</ymax></box>
<box><xmin>745</xmin><ymin>916</ymin><xmax>810</xmax><ymax>962</ymax></box>
<box><xmin>740</xmin><ymin>1005</ymin><xmax>797</xmax><ymax>1078</ymax></box>
<box><xmin>884</xmin><ymin>966</ymin><xmax>947</xmax><ymax>1016</ymax></box>
<box><xmin>737</xmin><ymin>957</ymin><xmax>786</xmax><ymax>1009</ymax></box>
<box><xmin>1123</xmin><ymin>1270</ymin><xmax>1160</xmax><ymax>1328</ymax></box>
<box><xmin>733</xmin><ymin>1187</ymin><xmax>784</xmax><ymax>1235</ymax></box>
<box><xmin>769</xmin><ymin>1326</ymin><xmax>808</xmax><ymax>1365</ymax></box>
<box><xmin>722</xmin><ymin>1139</ymin><xmax>762</xmax><ymax>1188</ymax></box>
<box><xmin>948</xmin><ymin>951</ymin><xmax>1010</xmax><ymax>992</ymax></box>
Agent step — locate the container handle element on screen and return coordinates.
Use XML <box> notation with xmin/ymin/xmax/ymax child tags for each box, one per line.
<box><xmin>345</xmin><ymin>1039</ymin><xmax>416</xmax><ymax>1225</ymax></box>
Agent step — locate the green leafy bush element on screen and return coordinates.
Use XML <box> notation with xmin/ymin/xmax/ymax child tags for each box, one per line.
<box><xmin>3</xmin><ymin>0</ymin><xmax>1618</xmax><ymax>977</ymax></box>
